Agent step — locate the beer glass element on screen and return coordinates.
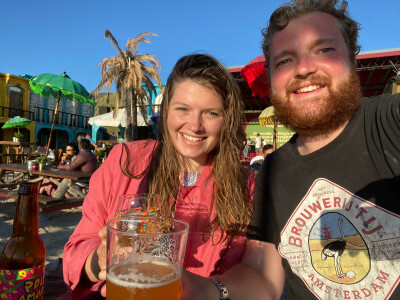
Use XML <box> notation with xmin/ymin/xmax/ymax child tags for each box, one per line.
<box><xmin>114</xmin><ymin>194</ymin><xmax>161</xmax><ymax>218</ymax></box>
<box><xmin>107</xmin><ymin>215</ymin><xmax>189</xmax><ymax>300</ymax></box>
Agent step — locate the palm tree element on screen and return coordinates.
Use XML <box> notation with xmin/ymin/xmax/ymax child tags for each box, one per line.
<box><xmin>93</xmin><ymin>30</ymin><xmax>163</xmax><ymax>141</ymax></box>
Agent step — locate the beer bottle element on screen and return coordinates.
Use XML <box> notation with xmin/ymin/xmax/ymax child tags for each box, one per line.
<box><xmin>0</xmin><ymin>182</ymin><xmax>46</xmax><ymax>299</ymax></box>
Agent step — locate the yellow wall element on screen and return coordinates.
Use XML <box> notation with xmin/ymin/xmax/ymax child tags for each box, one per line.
<box><xmin>0</xmin><ymin>73</ymin><xmax>35</xmax><ymax>147</ymax></box>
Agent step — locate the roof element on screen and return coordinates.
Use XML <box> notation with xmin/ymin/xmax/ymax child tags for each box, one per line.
<box><xmin>229</xmin><ymin>48</ymin><xmax>400</xmax><ymax>111</ymax></box>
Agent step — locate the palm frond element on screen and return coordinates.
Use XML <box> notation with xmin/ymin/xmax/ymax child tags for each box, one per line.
<box><xmin>126</xmin><ymin>32</ymin><xmax>157</xmax><ymax>55</ymax></box>
<box><xmin>105</xmin><ymin>30</ymin><xmax>127</xmax><ymax>66</ymax></box>
<box><xmin>136</xmin><ymin>54</ymin><xmax>161</xmax><ymax>70</ymax></box>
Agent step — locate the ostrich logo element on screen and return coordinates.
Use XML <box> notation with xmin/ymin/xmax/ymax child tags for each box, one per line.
<box><xmin>321</xmin><ymin>218</ymin><xmax>348</xmax><ymax>278</ymax></box>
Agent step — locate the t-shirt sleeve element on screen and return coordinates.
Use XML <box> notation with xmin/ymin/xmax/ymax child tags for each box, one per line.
<box><xmin>247</xmin><ymin>157</ymin><xmax>279</xmax><ymax>244</ymax></box>
<box><xmin>365</xmin><ymin>94</ymin><xmax>400</xmax><ymax>177</ymax></box>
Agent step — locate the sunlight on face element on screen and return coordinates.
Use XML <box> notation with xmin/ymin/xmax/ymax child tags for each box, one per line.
<box><xmin>167</xmin><ymin>80</ymin><xmax>224</xmax><ymax>172</ymax></box>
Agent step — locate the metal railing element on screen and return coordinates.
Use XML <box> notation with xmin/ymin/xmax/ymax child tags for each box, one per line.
<box><xmin>0</xmin><ymin>106</ymin><xmax>91</xmax><ymax>129</ymax></box>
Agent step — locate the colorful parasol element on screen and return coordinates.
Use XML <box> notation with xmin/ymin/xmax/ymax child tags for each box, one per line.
<box><xmin>29</xmin><ymin>72</ymin><xmax>95</xmax><ymax>155</ymax></box>
<box><xmin>2</xmin><ymin>116</ymin><xmax>32</xmax><ymax>134</ymax></box>
<box><xmin>258</xmin><ymin>106</ymin><xmax>278</xmax><ymax>151</ymax></box>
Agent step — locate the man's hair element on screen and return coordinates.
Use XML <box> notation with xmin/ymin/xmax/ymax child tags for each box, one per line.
<box><xmin>86</xmin><ymin>133</ymin><xmax>92</xmax><ymax>138</ymax></box>
<box><xmin>263</xmin><ymin>144</ymin><xmax>273</xmax><ymax>154</ymax></box>
<box><xmin>262</xmin><ymin>0</ymin><xmax>361</xmax><ymax>66</ymax></box>
<box><xmin>79</xmin><ymin>138</ymin><xmax>91</xmax><ymax>150</ymax></box>
<box><xmin>120</xmin><ymin>54</ymin><xmax>252</xmax><ymax>243</ymax></box>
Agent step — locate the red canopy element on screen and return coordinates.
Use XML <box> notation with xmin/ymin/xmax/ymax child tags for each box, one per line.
<box><xmin>240</xmin><ymin>55</ymin><xmax>270</xmax><ymax>98</ymax></box>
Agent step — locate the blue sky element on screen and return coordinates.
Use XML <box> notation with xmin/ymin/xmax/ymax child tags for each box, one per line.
<box><xmin>1</xmin><ymin>0</ymin><xmax>399</xmax><ymax>93</ymax></box>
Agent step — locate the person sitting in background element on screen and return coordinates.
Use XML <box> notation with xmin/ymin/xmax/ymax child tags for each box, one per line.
<box><xmin>59</xmin><ymin>143</ymin><xmax>79</xmax><ymax>166</ymax></box>
<box><xmin>57</xmin><ymin>139</ymin><xmax>98</xmax><ymax>173</ymax></box>
<box><xmin>39</xmin><ymin>143</ymin><xmax>79</xmax><ymax>196</ymax></box>
<box><xmin>249</xmin><ymin>144</ymin><xmax>274</xmax><ymax>174</ymax></box>
<box><xmin>42</xmin><ymin>139</ymin><xmax>98</xmax><ymax>199</ymax></box>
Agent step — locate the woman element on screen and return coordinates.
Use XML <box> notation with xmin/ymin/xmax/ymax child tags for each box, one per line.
<box><xmin>62</xmin><ymin>54</ymin><xmax>254</xmax><ymax>298</ymax></box>
<box><xmin>60</xmin><ymin>143</ymin><xmax>79</xmax><ymax>165</ymax></box>
<box><xmin>39</xmin><ymin>143</ymin><xmax>78</xmax><ymax>196</ymax></box>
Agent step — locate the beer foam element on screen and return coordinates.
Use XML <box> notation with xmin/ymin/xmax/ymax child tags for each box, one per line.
<box><xmin>107</xmin><ymin>260</ymin><xmax>180</xmax><ymax>289</ymax></box>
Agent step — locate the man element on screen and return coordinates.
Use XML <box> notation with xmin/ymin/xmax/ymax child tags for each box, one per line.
<box><xmin>182</xmin><ymin>1</ymin><xmax>400</xmax><ymax>299</ymax></box>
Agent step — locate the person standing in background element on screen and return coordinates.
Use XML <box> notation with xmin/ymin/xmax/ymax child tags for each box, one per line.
<box><xmin>254</xmin><ymin>133</ymin><xmax>261</xmax><ymax>153</ymax></box>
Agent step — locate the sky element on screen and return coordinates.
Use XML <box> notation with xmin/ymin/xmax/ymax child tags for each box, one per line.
<box><xmin>1</xmin><ymin>0</ymin><xmax>399</xmax><ymax>93</ymax></box>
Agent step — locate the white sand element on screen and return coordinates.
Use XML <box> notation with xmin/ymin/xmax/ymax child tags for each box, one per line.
<box><xmin>0</xmin><ymin>196</ymin><xmax>82</xmax><ymax>264</ymax></box>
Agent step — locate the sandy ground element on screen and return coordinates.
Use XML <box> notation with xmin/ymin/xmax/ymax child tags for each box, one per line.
<box><xmin>0</xmin><ymin>196</ymin><xmax>82</xmax><ymax>265</ymax></box>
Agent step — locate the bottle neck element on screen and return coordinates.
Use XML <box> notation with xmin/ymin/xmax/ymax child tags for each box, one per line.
<box><xmin>12</xmin><ymin>190</ymin><xmax>39</xmax><ymax>237</ymax></box>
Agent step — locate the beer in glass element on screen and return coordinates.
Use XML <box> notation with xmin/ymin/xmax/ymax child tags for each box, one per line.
<box><xmin>107</xmin><ymin>215</ymin><xmax>188</xmax><ymax>300</ymax></box>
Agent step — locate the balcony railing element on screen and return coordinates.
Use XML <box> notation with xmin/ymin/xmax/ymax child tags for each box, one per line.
<box><xmin>0</xmin><ymin>106</ymin><xmax>91</xmax><ymax>129</ymax></box>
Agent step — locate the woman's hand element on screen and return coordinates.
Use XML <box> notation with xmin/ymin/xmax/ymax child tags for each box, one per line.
<box><xmin>84</xmin><ymin>226</ymin><xmax>107</xmax><ymax>291</ymax></box>
<box><xmin>97</xmin><ymin>226</ymin><xmax>107</xmax><ymax>281</ymax></box>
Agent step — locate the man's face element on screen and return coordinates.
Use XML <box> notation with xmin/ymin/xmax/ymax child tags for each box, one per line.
<box><xmin>268</xmin><ymin>12</ymin><xmax>361</xmax><ymax>136</ymax></box>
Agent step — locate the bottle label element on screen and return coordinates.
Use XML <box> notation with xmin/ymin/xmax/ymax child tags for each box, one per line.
<box><xmin>0</xmin><ymin>264</ymin><xmax>45</xmax><ymax>299</ymax></box>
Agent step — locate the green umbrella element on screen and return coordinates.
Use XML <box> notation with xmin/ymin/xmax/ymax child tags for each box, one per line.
<box><xmin>2</xmin><ymin>116</ymin><xmax>32</xmax><ymax>134</ymax></box>
<box><xmin>29</xmin><ymin>72</ymin><xmax>96</xmax><ymax>155</ymax></box>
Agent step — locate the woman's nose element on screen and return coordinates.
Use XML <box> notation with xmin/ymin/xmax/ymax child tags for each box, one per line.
<box><xmin>188</xmin><ymin>114</ymin><xmax>204</xmax><ymax>132</ymax></box>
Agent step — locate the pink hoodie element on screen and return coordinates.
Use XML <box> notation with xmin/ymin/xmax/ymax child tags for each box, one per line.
<box><xmin>62</xmin><ymin>140</ymin><xmax>254</xmax><ymax>297</ymax></box>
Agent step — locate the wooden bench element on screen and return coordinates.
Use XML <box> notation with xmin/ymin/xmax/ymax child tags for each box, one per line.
<box><xmin>0</xmin><ymin>189</ymin><xmax>84</xmax><ymax>213</ymax></box>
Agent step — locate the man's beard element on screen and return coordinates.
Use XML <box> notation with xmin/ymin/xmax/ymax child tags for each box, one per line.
<box><xmin>270</xmin><ymin>69</ymin><xmax>361</xmax><ymax>137</ymax></box>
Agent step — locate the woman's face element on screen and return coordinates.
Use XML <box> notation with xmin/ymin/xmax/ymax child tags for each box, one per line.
<box><xmin>167</xmin><ymin>79</ymin><xmax>224</xmax><ymax>172</ymax></box>
<box><xmin>66</xmin><ymin>146</ymin><xmax>75</xmax><ymax>156</ymax></box>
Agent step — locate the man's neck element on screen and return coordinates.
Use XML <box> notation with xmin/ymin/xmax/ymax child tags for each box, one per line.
<box><xmin>296</xmin><ymin>121</ymin><xmax>348</xmax><ymax>155</ymax></box>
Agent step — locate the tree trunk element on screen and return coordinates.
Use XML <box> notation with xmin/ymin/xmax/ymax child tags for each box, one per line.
<box><xmin>125</xmin><ymin>88</ymin><xmax>138</xmax><ymax>141</ymax></box>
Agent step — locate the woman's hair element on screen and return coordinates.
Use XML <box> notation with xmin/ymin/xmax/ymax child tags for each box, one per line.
<box><xmin>66</xmin><ymin>142</ymin><xmax>79</xmax><ymax>155</ymax></box>
<box><xmin>262</xmin><ymin>0</ymin><xmax>361</xmax><ymax>66</ymax></box>
<box><xmin>121</xmin><ymin>54</ymin><xmax>251</xmax><ymax>242</ymax></box>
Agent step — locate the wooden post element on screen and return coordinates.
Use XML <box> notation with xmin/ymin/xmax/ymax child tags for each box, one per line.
<box><xmin>46</xmin><ymin>91</ymin><xmax>61</xmax><ymax>156</ymax></box>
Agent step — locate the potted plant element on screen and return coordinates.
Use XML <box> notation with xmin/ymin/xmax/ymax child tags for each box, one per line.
<box><xmin>13</xmin><ymin>132</ymin><xmax>23</xmax><ymax>142</ymax></box>
<box><xmin>35</xmin><ymin>155</ymin><xmax>48</xmax><ymax>172</ymax></box>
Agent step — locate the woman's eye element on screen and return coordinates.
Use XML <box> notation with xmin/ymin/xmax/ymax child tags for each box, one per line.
<box><xmin>207</xmin><ymin>111</ymin><xmax>220</xmax><ymax>117</ymax></box>
<box><xmin>176</xmin><ymin>107</ymin><xmax>187</xmax><ymax>112</ymax></box>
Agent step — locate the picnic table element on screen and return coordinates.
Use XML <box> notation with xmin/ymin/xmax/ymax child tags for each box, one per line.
<box><xmin>0</xmin><ymin>163</ymin><xmax>94</xmax><ymax>212</ymax></box>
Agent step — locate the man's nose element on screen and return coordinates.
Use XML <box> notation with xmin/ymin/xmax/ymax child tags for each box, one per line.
<box><xmin>294</xmin><ymin>55</ymin><xmax>317</xmax><ymax>78</ymax></box>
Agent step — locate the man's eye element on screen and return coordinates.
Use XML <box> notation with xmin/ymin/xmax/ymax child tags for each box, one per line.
<box><xmin>319</xmin><ymin>48</ymin><xmax>334</xmax><ymax>54</ymax></box>
<box><xmin>276</xmin><ymin>59</ymin><xmax>290</xmax><ymax>67</ymax></box>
